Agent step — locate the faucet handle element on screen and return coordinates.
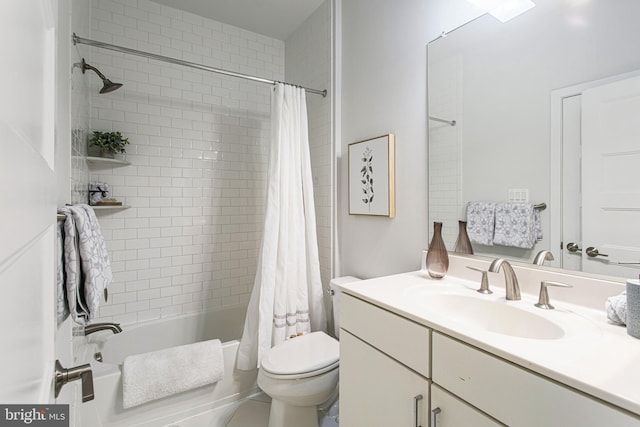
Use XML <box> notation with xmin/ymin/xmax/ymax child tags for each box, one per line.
<box><xmin>54</xmin><ymin>360</ymin><xmax>94</xmax><ymax>402</ymax></box>
<box><xmin>534</xmin><ymin>280</ymin><xmax>572</xmax><ymax>310</ymax></box>
<box><xmin>533</xmin><ymin>250</ymin><xmax>555</xmax><ymax>265</ymax></box>
<box><xmin>466</xmin><ymin>266</ymin><xmax>492</xmax><ymax>294</ymax></box>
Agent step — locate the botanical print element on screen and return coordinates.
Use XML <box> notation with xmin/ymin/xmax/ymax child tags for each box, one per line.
<box><xmin>360</xmin><ymin>146</ymin><xmax>374</xmax><ymax>210</ymax></box>
<box><xmin>348</xmin><ymin>134</ymin><xmax>395</xmax><ymax>217</ymax></box>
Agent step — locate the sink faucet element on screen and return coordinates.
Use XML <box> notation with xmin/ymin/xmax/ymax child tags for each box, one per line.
<box><xmin>532</xmin><ymin>250</ymin><xmax>554</xmax><ymax>266</ymax></box>
<box><xmin>84</xmin><ymin>322</ymin><xmax>122</xmax><ymax>335</ymax></box>
<box><xmin>488</xmin><ymin>258</ymin><xmax>521</xmax><ymax>300</ymax></box>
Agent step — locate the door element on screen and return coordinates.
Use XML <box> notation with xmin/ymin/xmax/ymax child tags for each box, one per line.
<box><xmin>581</xmin><ymin>75</ymin><xmax>640</xmax><ymax>276</ymax></box>
<box><xmin>561</xmin><ymin>94</ymin><xmax>583</xmax><ymax>272</ymax></box>
<box><xmin>0</xmin><ymin>0</ymin><xmax>57</xmax><ymax>404</ymax></box>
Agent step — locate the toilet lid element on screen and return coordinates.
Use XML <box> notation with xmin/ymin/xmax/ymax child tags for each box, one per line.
<box><xmin>261</xmin><ymin>331</ymin><xmax>339</xmax><ymax>376</ymax></box>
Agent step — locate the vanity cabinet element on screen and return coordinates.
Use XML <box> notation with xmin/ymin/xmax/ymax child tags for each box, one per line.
<box><xmin>340</xmin><ymin>291</ymin><xmax>640</xmax><ymax>427</ymax></box>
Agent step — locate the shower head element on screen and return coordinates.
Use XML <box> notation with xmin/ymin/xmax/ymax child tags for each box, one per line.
<box><xmin>81</xmin><ymin>58</ymin><xmax>123</xmax><ymax>94</ymax></box>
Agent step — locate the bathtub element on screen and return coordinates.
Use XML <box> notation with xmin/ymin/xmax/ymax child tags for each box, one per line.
<box><xmin>77</xmin><ymin>306</ymin><xmax>258</xmax><ymax>427</ymax></box>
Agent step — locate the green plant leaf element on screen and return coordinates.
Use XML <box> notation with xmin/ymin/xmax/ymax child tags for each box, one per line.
<box><xmin>89</xmin><ymin>130</ymin><xmax>130</xmax><ymax>154</ymax></box>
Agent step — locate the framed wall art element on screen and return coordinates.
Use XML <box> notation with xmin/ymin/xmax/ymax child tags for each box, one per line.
<box><xmin>348</xmin><ymin>133</ymin><xmax>395</xmax><ymax>217</ymax></box>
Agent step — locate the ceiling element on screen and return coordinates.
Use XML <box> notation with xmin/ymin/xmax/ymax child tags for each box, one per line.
<box><xmin>150</xmin><ymin>0</ymin><xmax>325</xmax><ymax>40</ymax></box>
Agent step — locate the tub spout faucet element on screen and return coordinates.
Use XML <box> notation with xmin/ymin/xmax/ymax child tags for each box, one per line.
<box><xmin>533</xmin><ymin>250</ymin><xmax>554</xmax><ymax>266</ymax></box>
<box><xmin>488</xmin><ymin>258</ymin><xmax>521</xmax><ymax>300</ymax></box>
<box><xmin>84</xmin><ymin>322</ymin><xmax>123</xmax><ymax>335</ymax></box>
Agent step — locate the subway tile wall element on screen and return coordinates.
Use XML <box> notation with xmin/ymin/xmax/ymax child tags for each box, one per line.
<box><xmin>82</xmin><ymin>0</ymin><xmax>332</xmax><ymax>326</ymax></box>
<box><xmin>87</xmin><ymin>0</ymin><xmax>286</xmax><ymax>325</ymax></box>
<box><xmin>70</xmin><ymin>0</ymin><xmax>92</xmax><ymax>206</ymax></box>
<box><xmin>428</xmin><ymin>55</ymin><xmax>463</xmax><ymax>247</ymax></box>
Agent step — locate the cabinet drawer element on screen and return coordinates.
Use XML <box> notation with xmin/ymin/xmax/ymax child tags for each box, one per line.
<box><xmin>432</xmin><ymin>332</ymin><xmax>640</xmax><ymax>427</ymax></box>
<box><xmin>340</xmin><ymin>293</ymin><xmax>430</xmax><ymax>377</ymax></box>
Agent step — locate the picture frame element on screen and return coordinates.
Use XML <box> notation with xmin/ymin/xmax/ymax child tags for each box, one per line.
<box><xmin>348</xmin><ymin>133</ymin><xmax>395</xmax><ymax>217</ymax></box>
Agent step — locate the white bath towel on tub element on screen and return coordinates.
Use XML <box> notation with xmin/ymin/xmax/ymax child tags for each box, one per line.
<box><xmin>122</xmin><ymin>339</ymin><xmax>224</xmax><ymax>408</ymax></box>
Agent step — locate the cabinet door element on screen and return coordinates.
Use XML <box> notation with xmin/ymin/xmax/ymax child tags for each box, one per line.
<box><xmin>431</xmin><ymin>384</ymin><xmax>503</xmax><ymax>427</ymax></box>
<box><xmin>341</xmin><ymin>330</ymin><xmax>429</xmax><ymax>427</ymax></box>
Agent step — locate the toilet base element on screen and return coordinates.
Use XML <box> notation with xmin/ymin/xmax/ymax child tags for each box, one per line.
<box><xmin>268</xmin><ymin>398</ymin><xmax>319</xmax><ymax>427</ymax></box>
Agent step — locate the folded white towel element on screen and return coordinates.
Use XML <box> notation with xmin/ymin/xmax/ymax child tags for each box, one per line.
<box><xmin>466</xmin><ymin>202</ymin><xmax>496</xmax><ymax>246</ymax></box>
<box><xmin>493</xmin><ymin>203</ymin><xmax>538</xmax><ymax>249</ymax></box>
<box><xmin>606</xmin><ymin>292</ymin><xmax>627</xmax><ymax>325</ymax></box>
<box><xmin>122</xmin><ymin>339</ymin><xmax>225</xmax><ymax>408</ymax></box>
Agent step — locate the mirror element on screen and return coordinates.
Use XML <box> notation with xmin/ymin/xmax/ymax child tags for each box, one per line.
<box><xmin>428</xmin><ymin>0</ymin><xmax>640</xmax><ymax>279</ymax></box>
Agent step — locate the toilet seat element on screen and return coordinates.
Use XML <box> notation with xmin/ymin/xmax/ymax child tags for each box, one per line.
<box><xmin>260</xmin><ymin>331</ymin><xmax>339</xmax><ymax>380</ymax></box>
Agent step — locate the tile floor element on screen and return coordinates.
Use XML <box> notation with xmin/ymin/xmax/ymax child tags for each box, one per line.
<box><xmin>165</xmin><ymin>393</ymin><xmax>340</xmax><ymax>427</ymax></box>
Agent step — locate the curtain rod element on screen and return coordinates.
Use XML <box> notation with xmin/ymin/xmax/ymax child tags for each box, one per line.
<box><xmin>72</xmin><ymin>33</ymin><xmax>327</xmax><ymax>98</ymax></box>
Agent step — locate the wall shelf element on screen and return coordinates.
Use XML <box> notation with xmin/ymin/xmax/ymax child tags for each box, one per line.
<box><xmin>92</xmin><ymin>205</ymin><xmax>131</xmax><ymax>211</ymax></box>
<box><xmin>86</xmin><ymin>156</ymin><xmax>131</xmax><ymax>168</ymax></box>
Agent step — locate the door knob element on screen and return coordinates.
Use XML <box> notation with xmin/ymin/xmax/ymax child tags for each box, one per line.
<box><xmin>586</xmin><ymin>247</ymin><xmax>609</xmax><ymax>258</ymax></box>
<box><xmin>566</xmin><ymin>242</ymin><xmax>582</xmax><ymax>253</ymax></box>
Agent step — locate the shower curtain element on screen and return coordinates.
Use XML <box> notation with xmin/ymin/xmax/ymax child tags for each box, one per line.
<box><xmin>237</xmin><ymin>83</ymin><xmax>326</xmax><ymax>370</ymax></box>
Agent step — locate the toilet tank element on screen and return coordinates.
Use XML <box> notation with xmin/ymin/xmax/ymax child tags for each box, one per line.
<box><xmin>329</xmin><ymin>276</ymin><xmax>361</xmax><ymax>338</ymax></box>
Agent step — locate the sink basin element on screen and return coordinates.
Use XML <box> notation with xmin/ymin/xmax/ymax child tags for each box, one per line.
<box><xmin>419</xmin><ymin>294</ymin><xmax>565</xmax><ymax>339</ymax></box>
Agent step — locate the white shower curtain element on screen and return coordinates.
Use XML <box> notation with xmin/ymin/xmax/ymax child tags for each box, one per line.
<box><xmin>237</xmin><ymin>83</ymin><xmax>326</xmax><ymax>370</ymax></box>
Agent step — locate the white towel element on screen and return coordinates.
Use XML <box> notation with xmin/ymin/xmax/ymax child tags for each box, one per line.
<box><xmin>58</xmin><ymin>204</ymin><xmax>112</xmax><ymax>324</ymax></box>
<box><xmin>493</xmin><ymin>203</ymin><xmax>539</xmax><ymax>249</ymax></box>
<box><xmin>122</xmin><ymin>339</ymin><xmax>225</xmax><ymax>408</ymax></box>
<box><xmin>466</xmin><ymin>202</ymin><xmax>496</xmax><ymax>246</ymax></box>
<box><xmin>606</xmin><ymin>292</ymin><xmax>627</xmax><ymax>325</ymax></box>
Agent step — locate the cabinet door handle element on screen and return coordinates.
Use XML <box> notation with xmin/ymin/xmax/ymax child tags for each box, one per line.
<box><xmin>413</xmin><ymin>394</ymin><xmax>423</xmax><ymax>427</ymax></box>
<box><xmin>431</xmin><ymin>407</ymin><xmax>442</xmax><ymax>427</ymax></box>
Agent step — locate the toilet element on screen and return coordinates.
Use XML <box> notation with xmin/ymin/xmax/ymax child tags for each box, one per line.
<box><xmin>257</xmin><ymin>276</ymin><xmax>361</xmax><ymax>427</ymax></box>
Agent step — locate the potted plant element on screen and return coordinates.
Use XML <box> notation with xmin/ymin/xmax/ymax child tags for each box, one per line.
<box><xmin>88</xmin><ymin>131</ymin><xmax>130</xmax><ymax>158</ymax></box>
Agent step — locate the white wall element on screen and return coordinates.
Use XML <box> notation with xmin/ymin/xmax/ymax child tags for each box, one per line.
<box><xmin>87</xmin><ymin>0</ymin><xmax>283</xmax><ymax>325</ymax></box>
<box><xmin>338</xmin><ymin>0</ymin><xmax>479</xmax><ymax>278</ymax></box>
<box><xmin>285</xmin><ymin>1</ymin><xmax>332</xmax><ymax>290</ymax></box>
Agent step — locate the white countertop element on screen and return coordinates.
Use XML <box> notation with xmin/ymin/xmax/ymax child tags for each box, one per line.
<box><xmin>339</xmin><ymin>269</ymin><xmax>640</xmax><ymax>417</ymax></box>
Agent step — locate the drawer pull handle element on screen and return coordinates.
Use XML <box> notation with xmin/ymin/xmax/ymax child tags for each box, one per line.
<box><xmin>431</xmin><ymin>407</ymin><xmax>442</xmax><ymax>427</ymax></box>
<box><xmin>413</xmin><ymin>394</ymin><xmax>423</xmax><ymax>427</ymax></box>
